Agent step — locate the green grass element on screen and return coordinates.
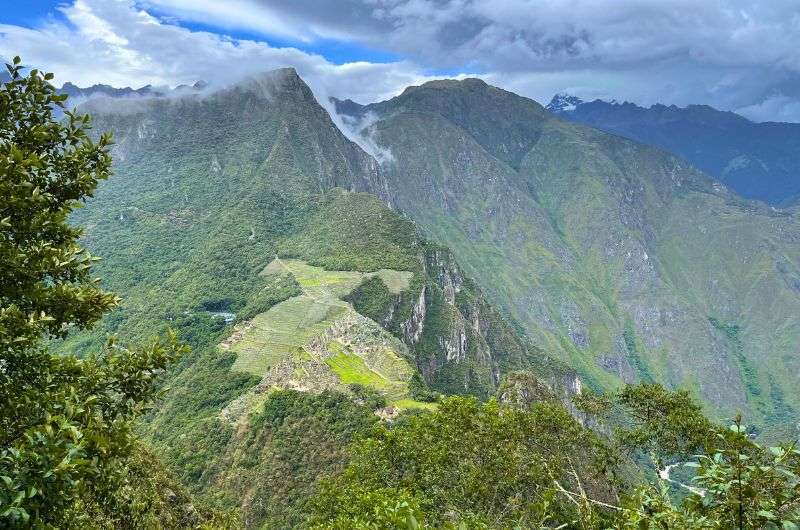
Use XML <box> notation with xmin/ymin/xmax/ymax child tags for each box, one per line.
<box><xmin>325</xmin><ymin>340</ymin><xmax>412</xmax><ymax>400</ymax></box>
<box><xmin>326</xmin><ymin>351</ymin><xmax>388</xmax><ymax>388</ymax></box>
<box><xmin>390</xmin><ymin>398</ymin><xmax>439</xmax><ymax>411</ymax></box>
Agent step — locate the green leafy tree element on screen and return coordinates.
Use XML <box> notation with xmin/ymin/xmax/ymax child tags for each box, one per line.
<box><xmin>615</xmin><ymin>384</ymin><xmax>718</xmax><ymax>469</ymax></box>
<box><xmin>612</xmin><ymin>387</ymin><xmax>800</xmax><ymax>529</ymax></box>
<box><xmin>681</xmin><ymin>417</ymin><xmax>800</xmax><ymax>529</ymax></box>
<box><xmin>308</xmin><ymin>396</ymin><xmax>624</xmax><ymax>528</ymax></box>
<box><xmin>0</xmin><ymin>57</ymin><xmax>187</xmax><ymax>527</ymax></box>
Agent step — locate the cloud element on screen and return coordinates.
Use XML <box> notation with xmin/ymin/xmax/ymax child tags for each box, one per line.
<box><xmin>336</xmin><ymin>110</ymin><xmax>395</xmax><ymax>165</ymax></box>
<box><xmin>148</xmin><ymin>0</ymin><xmax>800</xmax><ymax>75</ymax></box>
<box><xmin>0</xmin><ymin>0</ymin><xmax>436</xmax><ymax>105</ymax></box>
<box><xmin>737</xmin><ymin>94</ymin><xmax>800</xmax><ymax>123</ymax></box>
<box><xmin>140</xmin><ymin>0</ymin><xmax>800</xmax><ymax>121</ymax></box>
<box><xmin>2</xmin><ymin>0</ymin><xmax>800</xmax><ymax>121</ymax></box>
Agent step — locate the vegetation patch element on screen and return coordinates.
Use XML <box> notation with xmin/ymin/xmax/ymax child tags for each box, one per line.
<box><xmin>708</xmin><ymin>317</ymin><xmax>763</xmax><ymax>401</ymax></box>
<box><xmin>623</xmin><ymin>321</ymin><xmax>655</xmax><ymax>384</ymax></box>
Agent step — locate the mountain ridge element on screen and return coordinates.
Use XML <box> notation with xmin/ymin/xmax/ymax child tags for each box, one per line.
<box><xmin>38</xmin><ymin>66</ymin><xmax>800</xmax><ymax>524</ymax></box>
<box><xmin>57</xmin><ymin>69</ymin><xmax>800</xmax><ymax>433</ymax></box>
<box><xmin>335</xmin><ymin>77</ymin><xmax>800</xmax><ymax>433</ymax></box>
<box><xmin>547</xmin><ymin>94</ymin><xmax>800</xmax><ymax>206</ymax></box>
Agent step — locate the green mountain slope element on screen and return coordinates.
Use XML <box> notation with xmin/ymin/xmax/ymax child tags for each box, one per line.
<box><xmin>62</xmin><ymin>70</ymin><xmax>569</xmax><ymax>525</ymax></box>
<box><xmin>334</xmin><ymin>78</ymin><xmax>800</xmax><ymax>432</ymax></box>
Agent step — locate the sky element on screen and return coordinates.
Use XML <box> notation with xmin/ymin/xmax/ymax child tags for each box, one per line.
<box><xmin>1</xmin><ymin>0</ymin><xmax>800</xmax><ymax>122</ymax></box>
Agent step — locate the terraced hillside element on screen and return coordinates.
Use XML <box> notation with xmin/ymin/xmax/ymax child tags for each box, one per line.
<box><xmin>219</xmin><ymin>258</ymin><xmax>425</xmax><ymax>421</ymax></box>
<box><xmin>335</xmin><ymin>79</ymin><xmax>800</xmax><ymax>433</ymax></box>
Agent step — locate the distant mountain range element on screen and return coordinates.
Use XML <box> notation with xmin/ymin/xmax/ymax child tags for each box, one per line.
<box><xmin>59</xmin><ymin>80</ymin><xmax>207</xmax><ymax>100</ymax></box>
<box><xmin>547</xmin><ymin>94</ymin><xmax>800</xmax><ymax>206</ymax></box>
<box><xmin>58</xmin><ymin>72</ymin><xmax>800</xmax><ymax>436</ymax></box>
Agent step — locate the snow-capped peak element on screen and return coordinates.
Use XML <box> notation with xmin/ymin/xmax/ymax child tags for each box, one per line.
<box><xmin>546</xmin><ymin>93</ymin><xmax>584</xmax><ymax>113</ymax></box>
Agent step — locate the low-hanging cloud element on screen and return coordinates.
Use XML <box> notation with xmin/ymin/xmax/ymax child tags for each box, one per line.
<box><xmin>335</xmin><ymin>110</ymin><xmax>395</xmax><ymax>165</ymax></box>
<box><xmin>0</xmin><ymin>0</ymin><xmax>437</xmax><ymax>107</ymax></box>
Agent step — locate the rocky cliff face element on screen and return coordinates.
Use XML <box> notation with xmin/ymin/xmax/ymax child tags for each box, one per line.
<box><xmin>350</xmin><ymin>243</ymin><xmax>571</xmax><ymax>397</ymax></box>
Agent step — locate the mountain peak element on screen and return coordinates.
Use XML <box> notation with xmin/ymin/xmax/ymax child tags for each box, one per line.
<box><xmin>400</xmin><ymin>77</ymin><xmax>490</xmax><ymax>97</ymax></box>
<box><xmin>233</xmin><ymin>67</ymin><xmax>315</xmax><ymax>102</ymax></box>
<box><xmin>546</xmin><ymin>93</ymin><xmax>584</xmax><ymax>113</ymax></box>
<box><xmin>330</xmin><ymin>97</ymin><xmax>366</xmax><ymax>118</ymax></box>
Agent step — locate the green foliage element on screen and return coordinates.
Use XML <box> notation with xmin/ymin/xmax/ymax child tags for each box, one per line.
<box><xmin>222</xmin><ymin>390</ymin><xmax>380</xmax><ymax>528</ymax></box>
<box><xmin>615</xmin><ymin>384</ymin><xmax>718</xmax><ymax>467</ymax></box>
<box><xmin>0</xmin><ymin>58</ymin><xmax>204</xmax><ymax>528</ymax></box>
<box><xmin>309</xmin><ymin>396</ymin><xmax>623</xmax><ymax>528</ymax></box>
<box><xmin>617</xmin><ymin>416</ymin><xmax>800</xmax><ymax>529</ymax></box>
<box><xmin>348</xmin><ymin>383</ymin><xmax>387</xmax><ymax>410</ymax></box>
<box><xmin>278</xmin><ymin>189</ymin><xmax>420</xmax><ymax>273</ymax></box>
<box><xmin>309</xmin><ymin>487</ymin><xmax>425</xmax><ymax>530</ymax></box>
<box><xmin>0</xmin><ymin>57</ymin><xmax>116</xmax><ymax>354</ymax></box>
<box><xmin>347</xmin><ymin>276</ymin><xmax>394</xmax><ymax>323</ymax></box>
<box><xmin>407</xmin><ymin>373</ymin><xmax>438</xmax><ymax>403</ymax></box>
<box><xmin>572</xmin><ymin>388</ymin><xmax>612</xmax><ymax>419</ymax></box>
<box><xmin>307</xmin><ymin>384</ymin><xmax>800</xmax><ymax>529</ymax></box>
<box><xmin>686</xmin><ymin>419</ymin><xmax>800</xmax><ymax>528</ymax></box>
<box><xmin>72</xmin><ymin>442</ymin><xmax>238</xmax><ymax>529</ymax></box>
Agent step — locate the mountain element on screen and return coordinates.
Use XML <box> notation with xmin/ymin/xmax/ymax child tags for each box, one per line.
<box><xmin>547</xmin><ymin>94</ymin><xmax>800</xmax><ymax>206</ymax></box>
<box><xmin>334</xmin><ymin>78</ymin><xmax>800</xmax><ymax>434</ymax></box>
<box><xmin>59</xmin><ymin>80</ymin><xmax>207</xmax><ymax>100</ymax></box>
<box><xmin>63</xmin><ymin>69</ymin><xmax>571</xmax><ymax>525</ymax></box>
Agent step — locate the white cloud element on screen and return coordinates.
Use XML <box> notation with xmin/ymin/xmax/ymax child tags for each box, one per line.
<box><xmin>0</xmin><ymin>0</ymin><xmax>436</xmax><ymax>106</ymax></box>
<box><xmin>737</xmin><ymin>95</ymin><xmax>800</xmax><ymax>123</ymax></box>
<box><xmin>137</xmin><ymin>0</ymin><xmax>800</xmax><ymax>121</ymax></box>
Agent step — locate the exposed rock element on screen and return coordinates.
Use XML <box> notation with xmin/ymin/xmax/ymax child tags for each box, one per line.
<box><xmin>401</xmin><ymin>285</ymin><xmax>426</xmax><ymax>344</ymax></box>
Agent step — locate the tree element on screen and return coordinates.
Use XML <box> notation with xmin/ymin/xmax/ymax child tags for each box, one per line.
<box><xmin>0</xmin><ymin>57</ymin><xmax>187</xmax><ymax>527</ymax></box>
<box><xmin>615</xmin><ymin>383</ymin><xmax>718</xmax><ymax>469</ymax></box>
<box><xmin>611</xmin><ymin>387</ymin><xmax>800</xmax><ymax>529</ymax></box>
<box><xmin>308</xmin><ymin>396</ymin><xmax>624</xmax><ymax>528</ymax></box>
<box><xmin>616</xmin><ymin>419</ymin><xmax>800</xmax><ymax>529</ymax></box>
